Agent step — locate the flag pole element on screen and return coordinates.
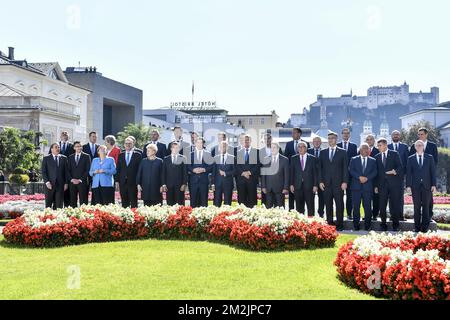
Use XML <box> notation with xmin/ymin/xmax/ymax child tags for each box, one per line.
<box><xmin>192</xmin><ymin>81</ymin><xmax>195</xmax><ymax>104</ymax></box>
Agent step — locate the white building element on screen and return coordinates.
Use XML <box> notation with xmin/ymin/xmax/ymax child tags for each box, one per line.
<box><xmin>311</xmin><ymin>82</ymin><xmax>439</xmax><ymax>110</ymax></box>
<box><xmin>0</xmin><ymin>47</ymin><xmax>89</xmax><ymax>153</ymax></box>
<box><xmin>400</xmin><ymin>104</ymin><xmax>450</xmax><ymax>130</ymax></box>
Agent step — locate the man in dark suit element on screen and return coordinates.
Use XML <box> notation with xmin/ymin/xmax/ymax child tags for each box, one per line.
<box><xmin>308</xmin><ymin>137</ymin><xmax>325</xmax><ymax>217</ymax></box>
<box><xmin>338</xmin><ymin>128</ymin><xmax>358</xmax><ymax>220</ymax></box>
<box><xmin>236</xmin><ymin>135</ymin><xmax>260</xmax><ymax>208</ymax></box>
<box><xmin>167</xmin><ymin>126</ymin><xmax>190</xmax><ymax>156</ymax></box>
<box><xmin>162</xmin><ymin>142</ymin><xmax>187</xmax><ymax>206</ymax></box>
<box><xmin>211</xmin><ymin>132</ymin><xmax>236</xmax><ymax>158</ymax></box>
<box><xmin>82</xmin><ymin>131</ymin><xmax>100</xmax><ymax>160</ymax></box>
<box><xmin>406</xmin><ymin>140</ymin><xmax>437</xmax><ymax>233</ymax></box>
<box><xmin>212</xmin><ymin>141</ymin><xmax>235</xmax><ymax>207</ymax></box>
<box><xmin>143</xmin><ymin>129</ymin><xmax>167</xmax><ymax>160</ymax></box>
<box><xmin>261</xmin><ymin>142</ymin><xmax>289</xmax><ymax>208</ymax></box>
<box><xmin>319</xmin><ymin>132</ymin><xmax>348</xmax><ymax>231</ymax></box>
<box><xmin>284</xmin><ymin>127</ymin><xmax>310</xmax><ymax>211</ymax></box>
<box><xmin>388</xmin><ymin>130</ymin><xmax>409</xmax><ymax>221</ymax></box>
<box><xmin>188</xmin><ymin>137</ymin><xmax>213</xmax><ymax>208</ymax></box>
<box><xmin>42</xmin><ymin>143</ymin><xmax>69</xmax><ymax>209</ymax></box>
<box><xmin>116</xmin><ymin>137</ymin><xmax>143</xmax><ymax>208</ymax></box>
<box><xmin>67</xmin><ymin>141</ymin><xmax>91</xmax><ymax>207</ymax></box>
<box><xmin>375</xmin><ymin>138</ymin><xmax>404</xmax><ymax>231</ymax></box>
<box><xmin>362</xmin><ymin>134</ymin><xmax>380</xmax><ymax>220</ymax></box>
<box><xmin>291</xmin><ymin>141</ymin><xmax>318</xmax><ymax>215</ymax></box>
<box><xmin>349</xmin><ymin>143</ymin><xmax>378</xmax><ymax>231</ymax></box>
<box><xmin>409</xmin><ymin>127</ymin><xmax>439</xmax><ymax>219</ymax></box>
<box><xmin>125</xmin><ymin>136</ymin><xmax>143</xmax><ymax>156</ymax></box>
<box><xmin>50</xmin><ymin>131</ymin><xmax>74</xmax><ymax>207</ymax></box>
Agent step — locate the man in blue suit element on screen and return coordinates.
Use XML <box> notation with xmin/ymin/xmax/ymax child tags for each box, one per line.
<box><xmin>406</xmin><ymin>140</ymin><xmax>437</xmax><ymax>233</ymax></box>
<box><xmin>409</xmin><ymin>127</ymin><xmax>439</xmax><ymax>219</ymax></box>
<box><xmin>349</xmin><ymin>143</ymin><xmax>377</xmax><ymax>231</ymax></box>
<box><xmin>284</xmin><ymin>128</ymin><xmax>310</xmax><ymax>211</ymax></box>
<box><xmin>211</xmin><ymin>141</ymin><xmax>235</xmax><ymax>207</ymax></box>
<box><xmin>308</xmin><ymin>137</ymin><xmax>324</xmax><ymax>217</ymax></box>
<box><xmin>388</xmin><ymin>130</ymin><xmax>409</xmax><ymax>221</ymax></box>
<box><xmin>376</xmin><ymin>138</ymin><xmax>404</xmax><ymax>231</ymax></box>
<box><xmin>188</xmin><ymin>137</ymin><xmax>213</xmax><ymax>208</ymax></box>
<box><xmin>338</xmin><ymin>128</ymin><xmax>358</xmax><ymax>221</ymax></box>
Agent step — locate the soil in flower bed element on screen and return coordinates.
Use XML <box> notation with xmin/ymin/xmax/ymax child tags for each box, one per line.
<box><xmin>2</xmin><ymin>205</ymin><xmax>338</xmax><ymax>251</ymax></box>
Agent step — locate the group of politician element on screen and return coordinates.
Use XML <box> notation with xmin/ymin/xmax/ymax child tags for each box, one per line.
<box><xmin>41</xmin><ymin>126</ymin><xmax>437</xmax><ymax>233</ymax></box>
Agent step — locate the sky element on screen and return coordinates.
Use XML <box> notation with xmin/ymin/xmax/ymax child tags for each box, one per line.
<box><xmin>1</xmin><ymin>0</ymin><xmax>449</xmax><ymax>122</ymax></box>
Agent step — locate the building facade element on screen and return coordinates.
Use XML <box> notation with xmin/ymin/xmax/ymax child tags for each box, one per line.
<box><xmin>0</xmin><ymin>47</ymin><xmax>89</xmax><ymax>153</ymax></box>
<box><xmin>65</xmin><ymin>67</ymin><xmax>143</xmax><ymax>140</ymax></box>
<box><xmin>400</xmin><ymin>104</ymin><xmax>450</xmax><ymax>130</ymax></box>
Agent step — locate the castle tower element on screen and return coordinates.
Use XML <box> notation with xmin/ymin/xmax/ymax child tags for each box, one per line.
<box><xmin>360</xmin><ymin>119</ymin><xmax>374</xmax><ymax>145</ymax></box>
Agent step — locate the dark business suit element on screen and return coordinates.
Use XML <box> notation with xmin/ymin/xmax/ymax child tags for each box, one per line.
<box><xmin>82</xmin><ymin>143</ymin><xmax>99</xmax><ymax>160</ymax></box>
<box><xmin>290</xmin><ymin>153</ymin><xmax>318</xmax><ymax>216</ymax></box>
<box><xmin>375</xmin><ymin>150</ymin><xmax>404</xmax><ymax>230</ymax></box>
<box><xmin>258</xmin><ymin>147</ymin><xmax>283</xmax><ymax>207</ymax></box>
<box><xmin>360</xmin><ymin>146</ymin><xmax>380</xmax><ymax>219</ymax></box>
<box><xmin>41</xmin><ymin>154</ymin><xmax>69</xmax><ymax>209</ymax></box>
<box><xmin>319</xmin><ymin>147</ymin><xmax>348</xmax><ymax>229</ymax></box>
<box><xmin>212</xmin><ymin>154</ymin><xmax>235</xmax><ymax>207</ymax></box>
<box><xmin>188</xmin><ymin>150</ymin><xmax>213</xmax><ymax>208</ymax></box>
<box><xmin>211</xmin><ymin>145</ymin><xmax>237</xmax><ymax>158</ymax></box>
<box><xmin>143</xmin><ymin>141</ymin><xmax>168</xmax><ymax>160</ymax></box>
<box><xmin>67</xmin><ymin>152</ymin><xmax>91</xmax><ymax>207</ymax></box>
<box><xmin>50</xmin><ymin>142</ymin><xmax>74</xmax><ymax>207</ymax></box>
<box><xmin>261</xmin><ymin>154</ymin><xmax>289</xmax><ymax>208</ymax></box>
<box><xmin>349</xmin><ymin>156</ymin><xmax>377</xmax><ymax>230</ymax></box>
<box><xmin>116</xmin><ymin>151</ymin><xmax>143</xmax><ymax>208</ymax></box>
<box><xmin>388</xmin><ymin>142</ymin><xmax>409</xmax><ymax>219</ymax></box>
<box><xmin>308</xmin><ymin>148</ymin><xmax>324</xmax><ymax>217</ymax></box>
<box><xmin>162</xmin><ymin>154</ymin><xmax>187</xmax><ymax>206</ymax></box>
<box><xmin>235</xmin><ymin>148</ymin><xmax>260</xmax><ymax>208</ymax></box>
<box><xmin>338</xmin><ymin>141</ymin><xmax>358</xmax><ymax>219</ymax></box>
<box><xmin>284</xmin><ymin>139</ymin><xmax>310</xmax><ymax>211</ymax></box>
<box><xmin>406</xmin><ymin>154</ymin><xmax>436</xmax><ymax>232</ymax></box>
<box><xmin>409</xmin><ymin>141</ymin><xmax>438</xmax><ymax>218</ymax></box>
<box><xmin>137</xmin><ymin>158</ymin><xmax>164</xmax><ymax>206</ymax></box>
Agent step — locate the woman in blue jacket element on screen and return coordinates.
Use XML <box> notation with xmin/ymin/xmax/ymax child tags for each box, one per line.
<box><xmin>90</xmin><ymin>145</ymin><xmax>117</xmax><ymax>205</ymax></box>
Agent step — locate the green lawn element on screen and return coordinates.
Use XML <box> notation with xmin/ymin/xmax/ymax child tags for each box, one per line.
<box><xmin>0</xmin><ymin>234</ymin><xmax>376</xmax><ymax>300</ymax></box>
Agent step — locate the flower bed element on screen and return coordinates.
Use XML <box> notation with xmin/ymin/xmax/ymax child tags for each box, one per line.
<box><xmin>404</xmin><ymin>195</ymin><xmax>450</xmax><ymax>205</ymax></box>
<box><xmin>335</xmin><ymin>232</ymin><xmax>450</xmax><ymax>300</ymax></box>
<box><xmin>2</xmin><ymin>205</ymin><xmax>337</xmax><ymax>250</ymax></box>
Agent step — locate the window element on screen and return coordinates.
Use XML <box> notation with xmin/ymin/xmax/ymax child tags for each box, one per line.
<box><xmin>261</xmin><ymin>118</ymin><xmax>265</xmax><ymax>125</ymax></box>
<box><xmin>248</xmin><ymin>118</ymin><xmax>253</xmax><ymax>125</ymax></box>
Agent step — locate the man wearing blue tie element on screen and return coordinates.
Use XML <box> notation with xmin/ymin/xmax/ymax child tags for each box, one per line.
<box><xmin>388</xmin><ymin>130</ymin><xmax>409</xmax><ymax>221</ymax></box>
<box><xmin>349</xmin><ymin>143</ymin><xmax>377</xmax><ymax>231</ymax></box>
<box><xmin>406</xmin><ymin>140</ymin><xmax>437</xmax><ymax>233</ymax></box>
<box><xmin>211</xmin><ymin>141</ymin><xmax>235</xmax><ymax>207</ymax></box>
<box><xmin>188</xmin><ymin>137</ymin><xmax>213</xmax><ymax>208</ymax></box>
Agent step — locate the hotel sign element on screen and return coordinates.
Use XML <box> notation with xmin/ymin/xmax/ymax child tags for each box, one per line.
<box><xmin>170</xmin><ymin>101</ymin><xmax>217</xmax><ymax>110</ymax></box>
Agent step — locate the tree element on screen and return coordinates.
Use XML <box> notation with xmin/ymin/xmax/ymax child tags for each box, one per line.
<box><xmin>400</xmin><ymin>120</ymin><xmax>441</xmax><ymax>146</ymax></box>
<box><xmin>117</xmin><ymin>123</ymin><xmax>154</xmax><ymax>149</ymax></box>
<box><xmin>0</xmin><ymin>127</ymin><xmax>42</xmax><ymax>176</ymax></box>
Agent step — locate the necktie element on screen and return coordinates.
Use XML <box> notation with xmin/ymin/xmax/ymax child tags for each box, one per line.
<box><xmin>126</xmin><ymin>152</ymin><xmax>130</xmax><ymax>166</ymax></box>
<box><xmin>62</xmin><ymin>143</ymin><xmax>66</xmax><ymax>154</ymax></box>
<box><xmin>419</xmin><ymin>155</ymin><xmax>423</xmax><ymax>167</ymax></box>
<box><xmin>222</xmin><ymin>155</ymin><xmax>225</xmax><ymax>165</ymax></box>
<box><xmin>344</xmin><ymin>142</ymin><xmax>347</xmax><ymax>151</ymax></box>
<box><xmin>395</xmin><ymin>144</ymin><xmax>398</xmax><ymax>152</ymax></box>
<box><xmin>76</xmin><ymin>154</ymin><xmax>80</xmax><ymax>165</ymax></box>
<box><xmin>294</xmin><ymin>141</ymin><xmax>298</xmax><ymax>154</ymax></box>
<box><xmin>300</xmin><ymin>155</ymin><xmax>305</xmax><ymax>171</ymax></box>
<box><xmin>55</xmin><ymin>156</ymin><xmax>59</xmax><ymax>167</ymax></box>
<box><xmin>363</xmin><ymin>157</ymin><xmax>366</xmax><ymax>173</ymax></box>
<box><xmin>382</xmin><ymin>153</ymin><xmax>387</xmax><ymax>167</ymax></box>
<box><xmin>91</xmin><ymin>144</ymin><xmax>95</xmax><ymax>156</ymax></box>
<box><xmin>330</xmin><ymin>149</ymin><xmax>335</xmax><ymax>162</ymax></box>
<box><xmin>245</xmin><ymin>149</ymin><xmax>249</xmax><ymax>164</ymax></box>
<box><xmin>315</xmin><ymin>149</ymin><xmax>319</xmax><ymax>158</ymax></box>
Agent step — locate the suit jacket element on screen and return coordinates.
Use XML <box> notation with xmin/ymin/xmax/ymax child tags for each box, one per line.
<box><xmin>187</xmin><ymin>150</ymin><xmax>213</xmax><ymax>185</ymax></box>
<box><xmin>211</xmin><ymin>145</ymin><xmax>237</xmax><ymax>158</ymax></box>
<box><xmin>143</xmin><ymin>141</ymin><xmax>168</xmax><ymax>160</ymax></box>
<box><xmin>406</xmin><ymin>154</ymin><xmax>437</xmax><ymax>190</ymax></box>
<box><xmin>375</xmin><ymin>150</ymin><xmax>403</xmax><ymax>188</ymax></box>
<box><xmin>162</xmin><ymin>154</ymin><xmax>188</xmax><ymax>188</ymax></box>
<box><xmin>48</xmin><ymin>142</ymin><xmax>75</xmax><ymax>157</ymax></box>
<box><xmin>308</xmin><ymin>147</ymin><xmax>322</xmax><ymax>158</ymax></box>
<box><xmin>290</xmin><ymin>153</ymin><xmax>318</xmax><ymax>190</ymax></box>
<box><xmin>136</xmin><ymin>158</ymin><xmax>164</xmax><ymax>201</ymax></box>
<box><xmin>319</xmin><ymin>147</ymin><xmax>349</xmax><ymax>188</ymax></box>
<box><xmin>337</xmin><ymin>141</ymin><xmax>358</xmax><ymax>164</ymax></box>
<box><xmin>359</xmin><ymin>146</ymin><xmax>379</xmax><ymax>158</ymax></box>
<box><xmin>89</xmin><ymin>157</ymin><xmax>117</xmax><ymax>188</ymax></box>
<box><xmin>212</xmin><ymin>154</ymin><xmax>235</xmax><ymax>187</ymax></box>
<box><xmin>116</xmin><ymin>151</ymin><xmax>143</xmax><ymax>186</ymax></box>
<box><xmin>82</xmin><ymin>143</ymin><xmax>100</xmax><ymax>160</ymax></box>
<box><xmin>67</xmin><ymin>152</ymin><xmax>91</xmax><ymax>184</ymax></box>
<box><xmin>261</xmin><ymin>154</ymin><xmax>289</xmax><ymax>193</ymax></box>
<box><xmin>42</xmin><ymin>154</ymin><xmax>69</xmax><ymax>188</ymax></box>
<box><xmin>409</xmin><ymin>141</ymin><xmax>438</xmax><ymax>165</ymax></box>
<box><xmin>284</xmin><ymin>139</ymin><xmax>310</xmax><ymax>161</ymax></box>
<box><xmin>349</xmin><ymin>156</ymin><xmax>377</xmax><ymax>192</ymax></box>
<box><xmin>388</xmin><ymin>142</ymin><xmax>409</xmax><ymax>170</ymax></box>
<box><xmin>235</xmin><ymin>148</ymin><xmax>260</xmax><ymax>185</ymax></box>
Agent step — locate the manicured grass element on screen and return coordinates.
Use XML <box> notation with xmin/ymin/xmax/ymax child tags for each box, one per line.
<box><xmin>0</xmin><ymin>234</ymin><xmax>375</xmax><ymax>300</ymax></box>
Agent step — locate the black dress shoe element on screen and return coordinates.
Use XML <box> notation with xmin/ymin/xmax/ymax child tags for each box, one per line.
<box><xmin>381</xmin><ymin>224</ymin><xmax>388</xmax><ymax>232</ymax></box>
<box><xmin>393</xmin><ymin>227</ymin><xmax>400</xmax><ymax>232</ymax></box>
<box><xmin>353</xmin><ymin>226</ymin><xmax>360</xmax><ymax>231</ymax></box>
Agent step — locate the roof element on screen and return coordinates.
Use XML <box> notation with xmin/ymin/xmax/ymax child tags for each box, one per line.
<box><xmin>400</xmin><ymin>104</ymin><xmax>450</xmax><ymax>118</ymax></box>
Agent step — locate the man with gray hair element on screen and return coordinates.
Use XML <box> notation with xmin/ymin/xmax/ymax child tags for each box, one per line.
<box><xmin>406</xmin><ymin>140</ymin><xmax>437</xmax><ymax>233</ymax></box>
